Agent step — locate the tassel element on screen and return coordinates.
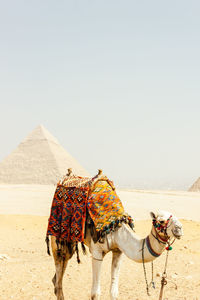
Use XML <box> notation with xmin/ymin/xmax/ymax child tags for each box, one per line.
<box><xmin>81</xmin><ymin>242</ymin><xmax>86</xmax><ymax>255</ymax></box>
<box><xmin>56</xmin><ymin>238</ymin><xmax>62</xmax><ymax>257</ymax></box>
<box><xmin>75</xmin><ymin>242</ymin><xmax>81</xmax><ymax>264</ymax></box>
<box><xmin>67</xmin><ymin>242</ymin><xmax>73</xmax><ymax>255</ymax></box>
<box><xmin>166</xmin><ymin>246</ymin><xmax>172</xmax><ymax>251</ymax></box>
<box><xmin>45</xmin><ymin>236</ymin><xmax>51</xmax><ymax>256</ymax></box>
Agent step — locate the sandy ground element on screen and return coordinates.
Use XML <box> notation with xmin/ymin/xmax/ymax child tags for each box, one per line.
<box><xmin>0</xmin><ymin>185</ymin><xmax>200</xmax><ymax>299</ymax></box>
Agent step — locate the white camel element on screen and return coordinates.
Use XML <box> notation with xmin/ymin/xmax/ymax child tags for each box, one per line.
<box><xmin>50</xmin><ymin>210</ymin><xmax>183</xmax><ymax>300</ymax></box>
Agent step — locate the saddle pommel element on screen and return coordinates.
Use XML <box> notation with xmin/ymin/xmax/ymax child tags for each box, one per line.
<box><xmin>90</xmin><ymin>169</ymin><xmax>115</xmax><ymax>192</ymax></box>
<box><xmin>67</xmin><ymin>168</ymin><xmax>72</xmax><ymax>176</ymax></box>
<box><xmin>98</xmin><ymin>169</ymin><xmax>102</xmax><ymax>176</ymax></box>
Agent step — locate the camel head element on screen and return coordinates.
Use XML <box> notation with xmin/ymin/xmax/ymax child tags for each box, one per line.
<box><xmin>150</xmin><ymin>210</ymin><xmax>183</xmax><ymax>242</ymax></box>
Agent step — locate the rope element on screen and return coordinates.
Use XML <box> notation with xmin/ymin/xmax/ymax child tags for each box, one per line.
<box><xmin>142</xmin><ymin>239</ymin><xmax>156</xmax><ymax>296</ymax></box>
<box><xmin>142</xmin><ymin>241</ymin><xmax>171</xmax><ymax>299</ymax></box>
<box><xmin>142</xmin><ymin>239</ymin><xmax>150</xmax><ymax>296</ymax></box>
<box><xmin>151</xmin><ymin>262</ymin><xmax>155</xmax><ymax>289</ymax></box>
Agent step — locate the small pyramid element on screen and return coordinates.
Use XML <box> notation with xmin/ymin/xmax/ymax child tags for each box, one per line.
<box><xmin>188</xmin><ymin>177</ymin><xmax>200</xmax><ymax>192</ymax></box>
<box><xmin>0</xmin><ymin>125</ymin><xmax>89</xmax><ymax>184</ymax></box>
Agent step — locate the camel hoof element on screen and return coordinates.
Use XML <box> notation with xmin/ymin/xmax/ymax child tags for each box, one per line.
<box><xmin>91</xmin><ymin>295</ymin><xmax>100</xmax><ymax>300</ymax></box>
<box><xmin>54</xmin><ymin>287</ymin><xmax>57</xmax><ymax>295</ymax></box>
<box><xmin>54</xmin><ymin>287</ymin><xmax>64</xmax><ymax>299</ymax></box>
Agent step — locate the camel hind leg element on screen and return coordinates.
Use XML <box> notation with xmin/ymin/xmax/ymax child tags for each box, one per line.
<box><xmin>51</xmin><ymin>236</ymin><xmax>74</xmax><ymax>300</ymax></box>
<box><xmin>53</xmin><ymin>257</ymin><xmax>68</xmax><ymax>300</ymax></box>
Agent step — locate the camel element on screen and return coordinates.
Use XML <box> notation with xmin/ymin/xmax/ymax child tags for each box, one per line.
<box><xmin>50</xmin><ymin>210</ymin><xmax>183</xmax><ymax>300</ymax></box>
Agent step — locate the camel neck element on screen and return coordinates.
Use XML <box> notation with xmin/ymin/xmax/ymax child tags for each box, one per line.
<box><xmin>147</xmin><ymin>227</ymin><xmax>167</xmax><ymax>258</ymax></box>
<box><xmin>114</xmin><ymin>223</ymin><xmax>167</xmax><ymax>263</ymax></box>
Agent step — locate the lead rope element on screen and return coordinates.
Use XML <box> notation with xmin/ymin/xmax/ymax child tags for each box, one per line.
<box><xmin>159</xmin><ymin>238</ymin><xmax>176</xmax><ymax>300</ymax></box>
<box><xmin>142</xmin><ymin>237</ymin><xmax>175</xmax><ymax>298</ymax></box>
<box><xmin>142</xmin><ymin>239</ymin><xmax>155</xmax><ymax>296</ymax></box>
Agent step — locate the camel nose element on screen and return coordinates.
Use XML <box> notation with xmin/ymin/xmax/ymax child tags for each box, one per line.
<box><xmin>173</xmin><ymin>225</ymin><xmax>183</xmax><ymax>239</ymax></box>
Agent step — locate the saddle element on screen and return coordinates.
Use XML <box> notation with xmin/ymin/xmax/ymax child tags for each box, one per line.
<box><xmin>46</xmin><ymin>169</ymin><xmax>134</xmax><ymax>260</ymax></box>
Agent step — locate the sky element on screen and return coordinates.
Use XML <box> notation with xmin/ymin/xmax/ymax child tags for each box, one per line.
<box><xmin>0</xmin><ymin>0</ymin><xmax>200</xmax><ymax>190</ymax></box>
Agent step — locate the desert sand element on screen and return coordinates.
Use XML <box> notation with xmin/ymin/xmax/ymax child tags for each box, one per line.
<box><xmin>0</xmin><ymin>185</ymin><xmax>200</xmax><ymax>299</ymax></box>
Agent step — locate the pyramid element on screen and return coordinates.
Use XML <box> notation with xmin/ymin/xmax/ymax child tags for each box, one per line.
<box><xmin>188</xmin><ymin>177</ymin><xmax>200</xmax><ymax>192</ymax></box>
<box><xmin>0</xmin><ymin>125</ymin><xmax>89</xmax><ymax>184</ymax></box>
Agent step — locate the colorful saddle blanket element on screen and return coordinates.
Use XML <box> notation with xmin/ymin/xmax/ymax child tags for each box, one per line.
<box><xmin>47</xmin><ymin>184</ymin><xmax>89</xmax><ymax>242</ymax></box>
<box><xmin>47</xmin><ymin>175</ymin><xmax>134</xmax><ymax>243</ymax></box>
<box><xmin>88</xmin><ymin>180</ymin><xmax>124</xmax><ymax>231</ymax></box>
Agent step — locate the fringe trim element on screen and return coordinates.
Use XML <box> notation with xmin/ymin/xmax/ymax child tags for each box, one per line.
<box><xmin>97</xmin><ymin>214</ymin><xmax>134</xmax><ymax>243</ymax></box>
<box><xmin>46</xmin><ymin>237</ymin><xmax>87</xmax><ymax>264</ymax></box>
<box><xmin>45</xmin><ymin>215</ymin><xmax>134</xmax><ymax>262</ymax></box>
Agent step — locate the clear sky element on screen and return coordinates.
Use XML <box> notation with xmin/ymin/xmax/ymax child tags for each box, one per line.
<box><xmin>0</xmin><ymin>0</ymin><xmax>200</xmax><ymax>189</ymax></box>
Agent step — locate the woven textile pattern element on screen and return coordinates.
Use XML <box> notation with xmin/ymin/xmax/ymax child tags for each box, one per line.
<box><xmin>47</xmin><ymin>184</ymin><xmax>89</xmax><ymax>242</ymax></box>
<box><xmin>87</xmin><ymin>180</ymin><xmax>124</xmax><ymax>232</ymax></box>
<box><xmin>59</xmin><ymin>175</ymin><xmax>92</xmax><ymax>188</ymax></box>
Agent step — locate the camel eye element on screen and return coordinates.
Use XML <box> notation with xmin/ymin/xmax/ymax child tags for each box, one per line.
<box><xmin>160</xmin><ymin>221</ymin><xmax>165</xmax><ymax>224</ymax></box>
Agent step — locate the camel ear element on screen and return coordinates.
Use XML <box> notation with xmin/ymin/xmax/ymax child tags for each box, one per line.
<box><xmin>150</xmin><ymin>212</ymin><xmax>156</xmax><ymax>220</ymax></box>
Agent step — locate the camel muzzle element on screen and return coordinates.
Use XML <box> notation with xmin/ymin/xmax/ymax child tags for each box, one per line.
<box><xmin>172</xmin><ymin>227</ymin><xmax>183</xmax><ymax>239</ymax></box>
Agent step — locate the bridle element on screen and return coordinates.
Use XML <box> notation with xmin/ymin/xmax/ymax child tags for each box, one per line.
<box><xmin>143</xmin><ymin>215</ymin><xmax>174</xmax><ymax>261</ymax></box>
<box><xmin>151</xmin><ymin>215</ymin><xmax>174</xmax><ymax>249</ymax></box>
<box><xmin>152</xmin><ymin>215</ymin><xmax>172</xmax><ymax>237</ymax></box>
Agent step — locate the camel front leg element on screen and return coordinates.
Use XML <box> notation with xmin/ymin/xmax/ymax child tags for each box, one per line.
<box><xmin>110</xmin><ymin>250</ymin><xmax>123</xmax><ymax>300</ymax></box>
<box><xmin>91</xmin><ymin>258</ymin><xmax>103</xmax><ymax>300</ymax></box>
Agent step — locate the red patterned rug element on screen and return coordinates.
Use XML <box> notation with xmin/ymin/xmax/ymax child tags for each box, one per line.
<box><xmin>47</xmin><ymin>184</ymin><xmax>89</xmax><ymax>242</ymax></box>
